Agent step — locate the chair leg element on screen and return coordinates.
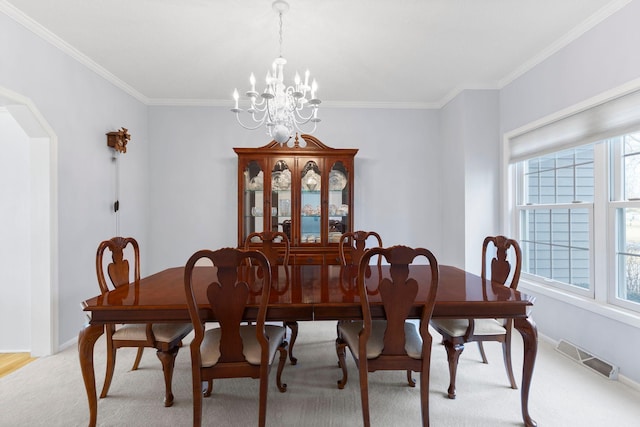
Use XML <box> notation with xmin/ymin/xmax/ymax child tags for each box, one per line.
<box><xmin>336</xmin><ymin>339</ymin><xmax>348</xmax><ymax>389</ymax></box>
<box><xmin>407</xmin><ymin>370</ymin><xmax>416</xmax><ymax>387</ymax></box>
<box><xmin>204</xmin><ymin>380</ymin><xmax>213</xmax><ymax>397</ymax></box>
<box><xmin>359</xmin><ymin>361</ymin><xmax>371</xmax><ymax>427</ymax></box>
<box><xmin>258</xmin><ymin>368</ymin><xmax>269</xmax><ymax>427</ymax></box>
<box><xmin>100</xmin><ymin>336</ymin><xmax>117</xmax><ymax>398</ymax></box>
<box><xmin>131</xmin><ymin>347</ymin><xmax>145</xmax><ymax>371</ymax></box>
<box><xmin>443</xmin><ymin>340</ymin><xmax>464</xmax><ymax>399</ymax></box>
<box><xmin>156</xmin><ymin>346</ymin><xmax>179</xmax><ymax>407</ymax></box>
<box><xmin>477</xmin><ymin>341</ymin><xmax>488</xmax><ymax>364</ymax></box>
<box><xmin>502</xmin><ymin>335</ymin><xmax>518</xmax><ymax>389</ymax></box>
<box><xmin>285</xmin><ymin>321</ymin><xmax>298</xmax><ymax>365</ymax></box>
<box><xmin>192</xmin><ymin>373</ymin><xmax>203</xmax><ymax>427</ymax></box>
<box><xmin>336</xmin><ymin>320</ymin><xmax>346</xmax><ymax>340</ymax></box>
<box><xmin>276</xmin><ymin>342</ymin><xmax>288</xmax><ymax>392</ymax></box>
<box><xmin>420</xmin><ymin>369</ymin><xmax>430</xmax><ymax>427</ymax></box>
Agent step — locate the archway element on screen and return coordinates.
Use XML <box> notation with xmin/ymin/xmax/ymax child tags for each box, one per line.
<box><xmin>0</xmin><ymin>86</ymin><xmax>57</xmax><ymax>356</ymax></box>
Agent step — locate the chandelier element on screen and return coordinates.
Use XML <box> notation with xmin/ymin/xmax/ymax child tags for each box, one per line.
<box><xmin>231</xmin><ymin>0</ymin><xmax>321</xmax><ymax>146</ymax></box>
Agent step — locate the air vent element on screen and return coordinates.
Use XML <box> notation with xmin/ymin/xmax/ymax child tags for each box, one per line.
<box><xmin>555</xmin><ymin>339</ymin><xmax>618</xmax><ymax>379</ymax></box>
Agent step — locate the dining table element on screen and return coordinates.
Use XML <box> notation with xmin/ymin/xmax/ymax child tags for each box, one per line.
<box><xmin>79</xmin><ymin>263</ymin><xmax>538</xmax><ymax>427</ymax></box>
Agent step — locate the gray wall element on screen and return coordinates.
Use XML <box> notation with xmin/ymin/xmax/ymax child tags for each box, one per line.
<box><xmin>440</xmin><ymin>90</ymin><xmax>501</xmax><ymax>272</ymax></box>
<box><xmin>147</xmin><ymin>106</ymin><xmax>443</xmax><ymax>273</ymax></box>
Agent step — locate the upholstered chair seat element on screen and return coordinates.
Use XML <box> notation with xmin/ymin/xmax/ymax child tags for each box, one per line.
<box><xmin>431</xmin><ymin>318</ymin><xmax>506</xmax><ymax>338</ymax></box>
<box><xmin>112</xmin><ymin>323</ymin><xmax>193</xmax><ymax>343</ymax></box>
<box><xmin>338</xmin><ymin>320</ymin><xmax>423</xmax><ymax>360</ymax></box>
<box><xmin>200</xmin><ymin>325</ymin><xmax>287</xmax><ymax>367</ymax></box>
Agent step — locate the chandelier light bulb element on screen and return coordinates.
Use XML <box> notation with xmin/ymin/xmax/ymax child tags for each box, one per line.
<box><xmin>232</xmin><ymin>89</ymin><xmax>240</xmax><ymax>111</ymax></box>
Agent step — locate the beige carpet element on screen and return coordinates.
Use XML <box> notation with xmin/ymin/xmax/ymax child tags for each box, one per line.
<box><xmin>1</xmin><ymin>321</ymin><xmax>640</xmax><ymax>426</ymax></box>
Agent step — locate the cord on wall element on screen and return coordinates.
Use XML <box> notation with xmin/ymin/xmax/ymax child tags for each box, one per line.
<box><xmin>106</xmin><ymin>127</ymin><xmax>129</xmax><ymax>237</ymax></box>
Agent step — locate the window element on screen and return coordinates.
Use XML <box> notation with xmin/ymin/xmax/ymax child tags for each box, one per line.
<box><xmin>516</xmin><ymin>145</ymin><xmax>594</xmax><ymax>295</ymax></box>
<box><xmin>513</xmin><ymin>131</ymin><xmax>640</xmax><ymax>313</ymax></box>
<box><xmin>611</xmin><ymin>133</ymin><xmax>640</xmax><ymax>309</ymax></box>
<box><xmin>508</xmin><ymin>87</ymin><xmax>640</xmax><ymax>317</ymax></box>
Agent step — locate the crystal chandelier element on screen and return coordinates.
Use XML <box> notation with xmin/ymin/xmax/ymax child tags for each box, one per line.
<box><xmin>231</xmin><ymin>0</ymin><xmax>321</xmax><ymax>146</ymax></box>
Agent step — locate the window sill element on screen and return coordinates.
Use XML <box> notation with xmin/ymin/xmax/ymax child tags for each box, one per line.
<box><xmin>519</xmin><ymin>278</ymin><xmax>640</xmax><ymax>329</ymax></box>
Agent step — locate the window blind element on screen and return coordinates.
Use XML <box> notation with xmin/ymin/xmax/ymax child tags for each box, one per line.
<box><xmin>509</xmin><ymin>88</ymin><xmax>640</xmax><ymax>163</ymax></box>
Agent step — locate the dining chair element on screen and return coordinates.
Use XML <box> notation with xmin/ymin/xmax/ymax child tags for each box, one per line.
<box><xmin>430</xmin><ymin>235</ymin><xmax>522</xmax><ymax>399</ymax></box>
<box><xmin>338</xmin><ymin>230</ymin><xmax>383</xmax><ymax>267</ymax></box>
<box><xmin>336</xmin><ymin>245</ymin><xmax>440</xmax><ymax>427</ymax></box>
<box><xmin>96</xmin><ymin>236</ymin><xmax>192</xmax><ymax>407</ymax></box>
<box><xmin>244</xmin><ymin>230</ymin><xmax>298</xmax><ymax>364</ymax></box>
<box><xmin>337</xmin><ymin>230</ymin><xmax>384</xmax><ymax>343</ymax></box>
<box><xmin>183</xmin><ymin>247</ymin><xmax>288</xmax><ymax>427</ymax></box>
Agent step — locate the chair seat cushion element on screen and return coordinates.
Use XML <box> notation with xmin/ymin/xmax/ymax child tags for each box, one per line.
<box><xmin>431</xmin><ymin>318</ymin><xmax>506</xmax><ymax>337</ymax></box>
<box><xmin>112</xmin><ymin>323</ymin><xmax>192</xmax><ymax>342</ymax></box>
<box><xmin>338</xmin><ymin>320</ymin><xmax>422</xmax><ymax>360</ymax></box>
<box><xmin>200</xmin><ymin>325</ymin><xmax>286</xmax><ymax>367</ymax></box>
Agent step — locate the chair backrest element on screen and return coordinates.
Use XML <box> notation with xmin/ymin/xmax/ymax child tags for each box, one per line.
<box><xmin>339</xmin><ymin>230</ymin><xmax>383</xmax><ymax>266</ymax></box>
<box><xmin>96</xmin><ymin>236</ymin><xmax>140</xmax><ymax>294</ymax></box>
<box><xmin>481</xmin><ymin>235</ymin><xmax>522</xmax><ymax>290</ymax></box>
<box><xmin>245</xmin><ymin>230</ymin><xmax>290</xmax><ymax>267</ymax></box>
<box><xmin>184</xmin><ymin>247</ymin><xmax>272</xmax><ymax>364</ymax></box>
<box><xmin>358</xmin><ymin>245</ymin><xmax>439</xmax><ymax>357</ymax></box>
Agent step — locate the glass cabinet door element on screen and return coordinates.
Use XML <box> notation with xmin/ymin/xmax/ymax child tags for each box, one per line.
<box><xmin>328</xmin><ymin>160</ymin><xmax>350</xmax><ymax>243</ymax></box>
<box><xmin>300</xmin><ymin>160</ymin><xmax>322</xmax><ymax>244</ymax></box>
<box><xmin>242</xmin><ymin>160</ymin><xmax>264</xmax><ymax>242</ymax></box>
<box><xmin>270</xmin><ymin>159</ymin><xmax>292</xmax><ymax>240</ymax></box>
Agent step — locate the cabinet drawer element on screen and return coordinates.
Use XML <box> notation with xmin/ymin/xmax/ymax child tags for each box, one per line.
<box><xmin>293</xmin><ymin>254</ymin><xmax>325</xmax><ymax>265</ymax></box>
<box><xmin>291</xmin><ymin>253</ymin><xmax>342</xmax><ymax>265</ymax></box>
<box><xmin>324</xmin><ymin>253</ymin><xmax>342</xmax><ymax>265</ymax></box>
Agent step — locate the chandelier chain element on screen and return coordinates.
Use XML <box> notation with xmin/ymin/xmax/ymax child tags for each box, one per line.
<box><xmin>278</xmin><ymin>10</ymin><xmax>284</xmax><ymax>58</ymax></box>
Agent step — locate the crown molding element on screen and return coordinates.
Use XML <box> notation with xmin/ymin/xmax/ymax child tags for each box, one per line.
<box><xmin>498</xmin><ymin>0</ymin><xmax>632</xmax><ymax>88</ymax></box>
<box><xmin>1</xmin><ymin>0</ymin><xmax>150</xmax><ymax>104</ymax></box>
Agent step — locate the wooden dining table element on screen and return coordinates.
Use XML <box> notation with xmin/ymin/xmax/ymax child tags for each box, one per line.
<box><xmin>79</xmin><ymin>263</ymin><xmax>538</xmax><ymax>427</ymax></box>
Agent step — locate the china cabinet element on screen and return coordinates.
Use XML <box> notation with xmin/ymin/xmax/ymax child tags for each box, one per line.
<box><xmin>235</xmin><ymin>134</ymin><xmax>357</xmax><ymax>265</ymax></box>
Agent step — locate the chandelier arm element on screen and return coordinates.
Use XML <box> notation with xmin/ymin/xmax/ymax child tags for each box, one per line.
<box><xmin>250</xmin><ymin>97</ymin><xmax>268</xmax><ymax>109</ymax></box>
<box><xmin>234</xmin><ymin>112</ymin><xmax>268</xmax><ymax>131</ymax></box>
<box><xmin>249</xmin><ymin>102</ymin><xmax>269</xmax><ymax>113</ymax></box>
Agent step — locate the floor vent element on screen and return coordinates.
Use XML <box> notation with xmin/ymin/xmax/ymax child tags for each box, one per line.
<box><xmin>555</xmin><ymin>339</ymin><xmax>618</xmax><ymax>380</ymax></box>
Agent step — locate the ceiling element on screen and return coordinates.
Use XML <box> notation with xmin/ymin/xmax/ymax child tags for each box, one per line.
<box><xmin>3</xmin><ymin>0</ymin><xmax>630</xmax><ymax>108</ymax></box>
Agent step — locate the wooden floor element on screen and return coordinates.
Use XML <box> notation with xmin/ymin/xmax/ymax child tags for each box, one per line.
<box><xmin>0</xmin><ymin>353</ymin><xmax>36</xmax><ymax>378</ymax></box>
